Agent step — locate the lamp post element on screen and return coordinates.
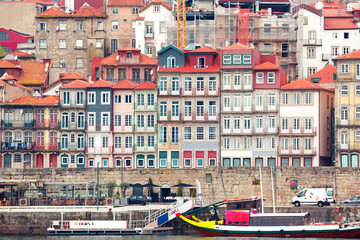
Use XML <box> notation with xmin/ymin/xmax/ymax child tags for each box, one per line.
<box><xmin>96</xmin><ymin>162</ymin><xmax>100</xmax><ymax>211</ymax></box>
<box><xmin>121</xmin><ymin>159</ymin><xmax>124</xmax><ymax>199</ymax></box>
<box><xmin>22</xmin><ymin>159</ymin><xmax>29</xmax><ymax>180</ymax></box>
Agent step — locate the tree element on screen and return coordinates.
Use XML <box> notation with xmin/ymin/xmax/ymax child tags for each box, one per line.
<box><xmin>148</xmin><ymin>178</ymin><xmax>154</xmax><ymax>196</ymax></box>
<box><xmin>106</xmin><ymin>182</ymin><xmax>117</xmax><ymax>198</ymax></box>
<box><xmin>119</xmin><ymin>182</ymin><xmax>130</xmax><ymax>198</ymax></box>
<box><xmin>16</xmin><ymin>183</ymin><xmax>29</xmax><ymax>198</ymax></box>
<box><xmin>177</xmin><ymin>179</ymin><xmax>183</xmax><ymax>197</ymax></box>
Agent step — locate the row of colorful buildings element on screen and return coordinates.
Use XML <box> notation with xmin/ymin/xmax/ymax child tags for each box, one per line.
<box><xmin>3</xmin><ymin>42</ymin><xmax>353</xmax><ymax>169</ymax></box>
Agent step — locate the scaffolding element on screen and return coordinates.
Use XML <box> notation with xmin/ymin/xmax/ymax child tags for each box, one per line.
<box><xmin>177</xmin><ymin>0</ymin><xmax>186</xmax><ymax>49</ymax></box>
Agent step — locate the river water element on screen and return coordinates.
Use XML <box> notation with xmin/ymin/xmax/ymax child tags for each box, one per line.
<box><xmin>0</xmin><ymin>236</ymin><xmax>351</xmax><ymax>240</ymax></box>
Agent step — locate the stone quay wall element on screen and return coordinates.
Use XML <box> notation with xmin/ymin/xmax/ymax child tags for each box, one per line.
<box><xmin>1</xmin><ymin>167</ymin><xmax>359</xmax><ymax>205</ymax></box>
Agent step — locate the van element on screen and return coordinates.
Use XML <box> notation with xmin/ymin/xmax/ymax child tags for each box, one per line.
<box><xmin>291</xmin><ymin>188</ymin><xmax>334</xmax><ymax>207</ymax></box>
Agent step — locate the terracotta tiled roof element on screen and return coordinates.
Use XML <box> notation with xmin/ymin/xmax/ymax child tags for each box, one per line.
<box><xmin>222</xmin><ymin>42</ymin><xmax>252</xmax><ymax>50</ymax></box>
<box><xmin>306</xmin><ymin>64</ymin><xmax>336</xmax><ymax>84</ymax></box>
<box><xmin>254</xmin><ymin>61</ymin><xmax>279</xmax><ymax>70</ymax></box>
<box><xmin>1</xmin><ymin>74</ymin><xmax>18</xmax><ymax>81</ymax></box>
<box><xmin>0</xmin><ymin>60</ymin><xmax>21</xmax><ymax>69</ymax></box>
<box><xmin>112</xmin><ymin>80</ymin><xmax>138</xmax><ymax>89</ymax></box>
<box><xmin>0</xmin><ymin>79</ymin><xmax>11</xmax><ymax>86</ymax></box>
<box><xmin>60</xmin><ymin>72</ymin><xmax>85</xmax><ymax>80</ymax></box>
<box><xmin>5</xmin><ymin>95</ymin><xmax>39</xmax><ymax>105</ymax></box>
<box><xmin>190</xmin><ymin>46</ymin><xmax>218</xmax><ymax>54</ymax></box>
<box><xmin>36</xmin><ymin>6</ymin><xmax>70</xmax><ymax>17</ymax></box>
<box><xmin>140</xmin><ymin>0</ymin><xmax>172</xmax><ymax>13</ymax></box>
<box><xmin>309</xmin><ymin>0</ymin><xmax>346</xmax><ymax>10</ymax></box>
<box><xmin>60</xmin><ymin>80</ymin><xmax>91</xmax><ymax>89</ymax></box>
<box><xmin>7</xmin><ymin>51</ymin><xmax>35</xmax><ymax>58</ymax></box>
<box><xmin>101</xmin><ymin>52</ymin><xmax>157</xmax><ymax>66</ymax></box>
<box><xmin>324</xmin><ymin>18</ymin><xmax>357</xmax><ymax>30</ymax></box>
<box><xmin>134</xmin><ymin>81</ymin><xmax>156</xmax><ymax>90</ymax></box>
<box><xmin>120</xmin><ymin>47</ymin><xmax>141</xmax><ymax>51</ymax></box>
<box><xmin>136</xmin><ymin>16</ymin><xmax>145</xmax><ymax>20</ymax></box>
<box><xmin>108</xmin><ymin>0</ymin><xmax>143</xmax><ymax>6</ymax></box>
<box><xmin>17</xmin><ymin>61</ymin><xmax>47</xmax><ymax>86</ymax></box>
<box><xmin>87</xmin><ymin>79</ymin><xmax>115</xmax><ymax>88</ymax></box>
<box><xmin>71</xmin><ymin>5</ymin><xmax>107</xmax><ymax>17</ymax></box>
<box><xmin>281</xmin><ymin>78</ymin><xmax>333</xmax><ymax>92</ymax></box>
<box><xmin>35</xmin><ymin>95</ymin><xmax>59</xmax><ymax>105</ymax></box>
<box><xmin>335</xmin><ymin>49</ymin><xmax>360</xmax><ymax>60</ymax></box>
<box><xmin>322</xmin><ymin>9</ymin><xmax>354</xmax><ymax>17</ymax></box>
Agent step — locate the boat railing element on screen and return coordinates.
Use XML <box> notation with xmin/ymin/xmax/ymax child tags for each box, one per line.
<box><xmin>130</xmin><ymin>220</ymin><xmax>147</xmax><ymax>229</ymax></box>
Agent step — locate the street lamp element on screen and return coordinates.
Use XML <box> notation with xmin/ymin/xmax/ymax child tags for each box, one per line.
<box><xmin>96</xmin><ymin>162</ymin><xmax>100</xmax><ymax>211</ymax></box>
<box><xmin>121</xmin><ymin>159</ymin><xmax>124</xmax><ymax>199</ymax></box>
<box><xmin>22</xmin><ymin>158</ymin><xmax>29</xmax><ymax>180</ymax></box>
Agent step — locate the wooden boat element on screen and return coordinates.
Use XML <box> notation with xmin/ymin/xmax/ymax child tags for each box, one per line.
<box><xmin>177</xmin><ymin>197</ymin><xmax>360</xmax><ymax>238</ymax></box>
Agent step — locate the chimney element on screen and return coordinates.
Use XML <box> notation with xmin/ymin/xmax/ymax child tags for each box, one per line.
<box><xmin>103</xmin><ymin>0</ymin><xmax>108</xmax><ymax>14</ymax></box>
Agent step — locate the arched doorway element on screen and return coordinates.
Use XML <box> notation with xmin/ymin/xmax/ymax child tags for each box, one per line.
<box><xmin>160</xmin><ymin>183</ymin><xmax>171</xmax><ymax>202</ymax></box>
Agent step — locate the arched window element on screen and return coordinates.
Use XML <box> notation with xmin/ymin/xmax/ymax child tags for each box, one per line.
<box><xmin>356</xmin><ymin>107</ymin><xmax>360</xmax><ymax>119</ymax></box>
<box><xmin>0</xmin><ymin>31</ymin><xmax>10</xmax><ymax>41</ymax></box>
<box><xmin>340</xmin><ymin>131</ymin><xmax>349</xmax><ymax>148</ymax></box>
<box><xmin>61</xmin><ymin>134</ymin><xmax>68</xmax><ymax>149</ymax></box>
<box><xmin>77</xmin><ymin>134</ymin><xmax>84</xmax><ymax>149</ymax></box>
<box><xmin>340</xmin><ymin>107</ymin><xmax>348</xmax><ymax>121</ymax></box>
<box><xmin>341</xmin><ymin>154</ymin><xmax>349</xmax><ymax>167</ymax></box>
<box><xmin>167</xmin><ymin>55</ymin><xmax>176</xmax><ymax>68</ymax></box>
<box><xmin>340</xmin><ymin>85</ymin><xmax>349</xmax><ymax>95</ymax></box>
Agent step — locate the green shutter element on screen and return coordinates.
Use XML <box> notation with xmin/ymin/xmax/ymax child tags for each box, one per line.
<box><xmin>171</xmin><ymin>151</ymin><xmax>179</xmax><ymax>159</ymax></box>
<box><xmin>159</xmin><ymin>151</ymin><xmax>167</xmax><ymax>159</ymax></box>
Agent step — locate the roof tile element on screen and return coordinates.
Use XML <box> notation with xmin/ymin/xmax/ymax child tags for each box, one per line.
<box><xmin>71</xmin><ymin>4</ymin><xmax>107</xmax><ymax>17</ymax></box>
<box><xmin>112</xmin><ymin>80</ymin><xmax>138</xmax><ymax>89</ymax></box>
<box><xmin>324</xmin><ymin>18</ymin><xmax>357</xmax><ymax>30</ymax></box>
<box><xmin>0</xmin><ymin>60</ymin><xmax>21</xmax><ymax>69</ymax></box>
<box><xmin>5</xmin><ymin>95</ymin><xmax>39</xmax><ymax>105</ymax></box>
<box><xmin>60</xmin><ymin>80</ymin><xmax>91</xmax><ymax>89</ymax></box>
<box><xmin>335</xmin><ymin>49</ymin><xmax>360</xmax><ymax>60</ymax></box>
<box><xmin>60</xmin><ymin>72</ymin><xmax>85</xmax><ymax>80</ymax></box>
<box><xmin>35</xmin><ymin>95</ymin><xmax>59</xmax><ymax>105</ymax></box>
<box><xmin>306</xmin><ymin>64</ymin><xmax>336</xmax><ymax>84</ymax></box>
<box><xmin>281</xmin><ymin>78</ymin><xmax>333</xmax><ymax>92</ymax></box>
<box><xmin>17</xmin><ymin>61</ymin><xmax>47</xmax><ymax>86</ymax></box>
<box><xmin>101</xmin><ymin>51</ymin><xmax>157</xmax><ymax>66</ymax></box>
<box><xmin>7</xmin><ymin>51</ymin><xmax>35</xmax><ymax>58</ymax></box>
<box><xmin>108</xmin><ymin>0</ymin><xmax>142</xmax><ymax>6</ymax></box>
<box><xmin>88</xmin><ymin>79</ymin><xmax>115</xmax><ymax>88</ymax></box>
<box><xmin>140</xmin><ymin>0</ymin><xmax>172</xmax><ymax>13</ymax></box>
<box><xmin>254</xmin><ymin>61</ymin><xmax>279</xmax><ymax>70</ymax></box>
<box><xmin>134</xmin><ymin>81</ymin><xmax>156</xmax><ymax>89</ymax></box>
<box><xmin>222</xmin><ymin>42</ymin><xmax>252</xmax><ymax>50</ymax></box>
<box><xmin>36</xmin><ymin>6</ymin><xmax>70</xmax><ymax>17</ymax></box>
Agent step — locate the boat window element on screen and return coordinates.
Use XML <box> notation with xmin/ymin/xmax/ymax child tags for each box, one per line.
<box><xmin>327</xmin><ymin>190</ymin><xmax>333</xmax><ymax>196</ymax></box>
<box><xmin>297</xmin><ymin>191</ymin><xmax>305</xmax><ymax>197</ymax></box>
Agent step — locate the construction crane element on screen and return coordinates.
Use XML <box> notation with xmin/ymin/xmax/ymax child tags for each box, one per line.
<box><xmin>177</xmin><ymin>0</ymin><xmax>186</xmax><ymax>49</ymax></box>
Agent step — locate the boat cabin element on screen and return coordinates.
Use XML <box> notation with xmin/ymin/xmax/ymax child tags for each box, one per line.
<box><xmin>225</xmin><ymin>197</ymin><xmax>310</xmax><ymax>227</ymax></box>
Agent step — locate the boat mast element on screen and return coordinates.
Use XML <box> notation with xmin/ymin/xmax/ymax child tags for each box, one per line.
<box><xmin>271</xmin><ymin>167</ymin><xmax>275</xmax><ymax>213</ymax></box>
<box><xmin>259</xmin><ymin>165</ymin><xmax>264</xmax><ymax>214</ymax></box>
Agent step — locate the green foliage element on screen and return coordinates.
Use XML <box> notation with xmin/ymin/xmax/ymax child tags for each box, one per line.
<box><xmin>177</xmin><ymin>179</ymin><xmax>183</xmax><ymax>197</ymax></box>
<box><xmin>148</xmin><ymin>178</ymin><xmax>154</xmax><ymax>195</ymax></box>
<box><xmin>120</xmin><ymin>182</ymin><xmax>130</xmax><ymax>197</ymax></box>
<box><xmin>106</xmin><ymin>182</ymin><xmax>117</xmax><ymax>198</ymax></box>
<box><xmin>16</xmin><ymin>183</ymin><xmax>29</xmax><ymax>197</ymax></box>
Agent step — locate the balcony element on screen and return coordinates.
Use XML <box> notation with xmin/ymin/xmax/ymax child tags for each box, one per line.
<box><xmin>113</xmin><ymin>124</ymin><xmax>133</xmax><ymax>133</ymax></box>
<box><xmin>145</xmin><ymin>32</ymin><xmax>154</xmax><ymax>38</ymax></box>
<box><xmin>68</xmin><ymin>143</ymin><xmax>85</xmax><ymax>151</ymax></box>
<box><xmin>87</xmin><ymin>146</ymin><xmax>112</xmax><ymax>154</ymax></box>
<box><xmin>278</xmin><ymin>126</ymin><xmax>317</xmax><ymax>135</ymax></box>
<box><xmin>340</xmin><ymin>143</ymin><xmax>349</xmax><ymax>150</ymax></box>
<box><xmin>181</xmin><ymin>87</ymin><xmax>220</xmax><ymax>96</ymax></box>
<box><xmin>112</xmin><ymin>145</ymin><xmax>133</xmax><ymax>154</ymax></box>
<box><xmin>1</xmin><ymin>142</ymin><xmax>34</xmax><ymax>151</ymax></box>
<box><xmin>303</xmin><ymin>39</ymin><xmax>322</xmax><ymax>46</ymax></box>
<box><xmin>3</xmin><ymin>120</ymin><xmax>34</xmax><ymax>128</ymax></box>
<box><xmin>171</xmin><ymin>88</ymin><xmax>181</xmax><ymax>96</ymax></box>
<box><xmin>49</xmin><ymin>144</ymin><xmax>58</xmax><ymax>151</ymax></box>
<box><xmin>180</xmin><ymin>113</ymin><xmax>219</xmax><ymax>122</ymax></box>
<box><xmin>134</xmin><ymin>124</ymin><xmax>157</xmax><ymax>132</ymax></box>
<box><xmin>278</xmin><ymin>146</ymin><xmax>317</xmax><ymax>155</ymax></box>
<box><xmin>134</xmin><ymin>144</ymin><xmax>157</xmax><ymax>152</ymax></box>
<box><xmin>59</xmin><ymin>121</ymin><xmax>85</xmax><ymax>130</ymax></box>
<box><xmin>134</xmin><ymin>103</ymin><xmax>157</xmax><ymax>111</ymax></box>
<box><xmin>35</xmin><ymin>120</ymin><xmax>59</xmax><ymax>128</ymax></box>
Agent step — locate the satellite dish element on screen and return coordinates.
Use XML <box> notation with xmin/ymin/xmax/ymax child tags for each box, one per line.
<box><xmin>315</xmin><ymin>2</ymin><xmax>324</xmax><ymax>10</ymax></box>
<box><xmin>116</xmin><ymin>55</ymin><xmax>119</xmax><ymax>61</ymax></box>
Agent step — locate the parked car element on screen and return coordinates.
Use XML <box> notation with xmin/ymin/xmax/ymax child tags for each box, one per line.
<box><xmin>128</xmin><ymin>195</ymin><xmax>148</xmax><ymax>205</ymax></box>
<box><xmin>341</xmin><ymin>196</ymin><xmax>360</xmax><ymax>204</ymax></box>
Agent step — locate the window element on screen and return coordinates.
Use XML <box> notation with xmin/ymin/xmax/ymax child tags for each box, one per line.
<box><xmin>123</xmin><ymin>18</ymin><xmax>128</xmax><ymax>23</ymax></box>
<box><xmin>137</xmin><ymin>136</ymin><xmax>145</xmax><ymax>147</ymax></box>
<box><xmin>233</xmin><ymin>138</ymin><xmax>241</xmax><ymax>150</ymax></box>
<box><xmin>167</xmin><ymin>56</ymin><xmax>176</xmax><ymax>68</ymax></box>
<box><xmin>223</xmin><ymin>138</ymin><xmax>230</xmax><ymax>149</ymax></box>
<box><xmin>223</xmin><ymin>72</ymin><xmax>231</xmax><ymax>89</ymax></box>
<box><xmin>184</xmin><ymin>101</ymin><xmax>192</xmax><ymax>117</ymax></box>
<box><xmin>197</xmin><ymin>127</ymin><xmax>204</xmax><ymax>140</ymax></box>
<box><xmin>184</xmin><ymin>126</ymin><xmax>192</xmax><ymax>140</ymax></box>
<box><xmin>147</xmin><ymin>115</ymin><xmax>154</xmax><ymax>127</ymax></box>
<box><xmin>196</xmin><ymin>101</ymin><xmax>204</xmax><ymax>116</ymax></box>
<box><xmin>160</xmin><ymin>22</ymin><xmax>165</xmax><ymax>33</ymax></box>
<box><xmin>114</xmin><ymin>136</ymin><xmax>121</xmax><ymax>148</ymax></box>
<box><xmin>40</xmin><ymin>39</ymin><xmax>46</xmax><ymax>49</ymax></box>
<box><xmin>344</xmin><ymin>32</ymin><xmax>349</xmax><ymax>39</ymax></box>
<box><xmin>356</xmin><ymin>107</ymin><xmax>360</xmax><ymax>119</ymax></box>
<box><xmin>293</xmin><ymin>92</ymin><xmax>300</xmax><ymax>105</ymax></box>
<box><xmin>76</xmin><ymin>92</ymin><xmax>83</xmax><ymax>105</ymax></box>
<box><xmin>268</xmin><ymin>137</ymin><xmax>275</xmax><ymax>149</ymax></box>
<box><xmin>264</xmin><ymin>23</ymin><xmax>271</xmax><ymax>33</ymax></box>
<box><xmin>198</xmin><ymin>57</ymin><xmax>205</xmax><ymax>68</ymax></box>
<box><xmin>137</xmin><ymin>94</ymin><xmax>144</xmax><ymax>106</ymax></box>
<box><xmin>281</xmin><ymin>93</ymin><xmax>289</xmax><ymax>105</ymax></box>
<box><xmin>282</xmin><ymin>118</ymin><xmax>289</xmax><ymax>130</ymax></box>
<box><xmin>62</xmin><ymin>156</ymin><xmax>68</xmax><ymax>165</ymax></box>
<box><xmin>145</xmin><ymin>44</ymin><xmax>153</xmax><ymax>55</ymax></box>
<box><xmin>63</xmin><ymin>91</ymin><xmax>70</xmax><ymax>105</ymax></box>
<box><xmin>160</xmin><ymin>77</ymin><xmax>167</xmax><ymax>92</ymax></box>
<box><xmin>101</xmin><ymin>92</ymin><xmax>110</xmax><ymax>104</ymax></box>
<box><xmin>293</xmin><ymin>118</ymin><xmax>300</xmax><ymax>130</ymax></box>
<box><xmin>341</xmin><ymin>107</ymin><xmax>348</xmax><ymax>121</ymax></box>
<box><xmin>256</xmin><ymin>72</ymin><xmax>264</xmax><ymax>84</ymax></box>
<box><xmin>308</xmin><ymin>68</ymin><xmax>316</xmax><ymax>76</ymax></box>
<box><xmin>59</xmin><ymin>20</ymin><xmax>66</xmax><ymax>30</ymax></box>
<box><xmin>102</xmin><ymin>113</ymin><xmax>109</xmax><ymax>127</ymax></box>
<box><xmin>125</xmin><ymin>136</ymin><xmax>132</xmax><ymax>148</ymax></box>
<box><xmin>224</xmin><ymin>116</ymin><xmax>230</xmax><ymax>130</ymax></box>
<box><xmin>244</xmin><ymin>72</ymin><xmax>252</xmax><ymax>88</ymax></box>
<box><xmin>60</xmin><ymin>58</ymin><xmax>66</xmax><ymax>68</ymax></box>
<box><xmin>114</xmin><ymin>95</ymin><xmax>121</xmax><ymax>104</ymax></box>
<box><xmin>234</xmin><ymin>94</ymin><xmax>241</xmax><ymax>111</ymax></box>
<box><xmin>341</xmin><ymin>64</ymin><xmax>349</xmax><ymax>74</ymax></box>
<box><xmin>112</xmin><ymin>7</ymin><xmax>118</xmax><ymax>14</ymax></box>
<box><xmin>223</xmin><ymin>95</ymin><xmax>230</xmax><ymax>110</ymax></box>
<box><xmin>268</xmin><ymin>116</ymin><xmax>275</xmax><ymax>129</ymax></box>
<box><xmin>255</xmin><ymin>116</ymin><xmax>263</xmax><ymax>129</ymax></box>
<box><xmin>305</xmin><ymin>138</ymin><xmax>312</xmax><ymax>150</ymax></box>
<box><xmin>125</xmin><ymin>95</ymin><xmax>132</xmax><ymax>103</ymax></box>
<box><xmin>40</xmin><ymin>21</ymin><xmax>47</xmax><ymax>30</ymax></box>
<box><xmin>331</xmin><ymin>46</ymin><xmax>339</xmax><ymax>57</ymax></box>
<box><xmin>59</xmin><ymin>39</ymin><xmax>66</xmax><ymax>49</ymax></box>
<box><xmin>76</xmin><ymin>58</ymin><xmax>83</xmax><ymax>68</ymax></box>
<box><xmin>148</xmin><ymin>136</ymin><xmax>155</xmax><ymax>147</ymax></box>
<box><xmin>256</xmin><ymin>94</ymin><xmax>263</xmax><ymax>108</ymax></box>
<box><xmin>281</xmin><ymin>138</ymin><xmax>289</xmax><ymax>150</ymax></box>
<box><xmin>304</xmin><ymin>92</ymin><xmax>312</xmax><ymax>104</ymax></box>
<box><xmin>184</xmin><ymin>77</ymin><xmax>192</xmax><ymax>92</ymax></box>
<box><xmin>244</xmin><ymin>116</ymin><xmax>251</xmax><ymax>130</ymax></box>
<box><xmin>88</xmin><ymin>92</ymin><xmax>95</xmax><ymax>104</ymax></box>
<box><xmin>171</xmin><ymin>127</ymin><xmax>179</xmax><ymax>143</ymax></box>
<box><xmin>233</xmin><ymin>55</ymin><xmax>241</xmax><ymax>64</ymax></box>
<box><xmin>111</xmin><ymin>20</ymin><xmax>119</xmax><ymax>31</ymax></box>
<box><xmin>145</xmin><ymin>22</ymin><xmax>154</xmax><ymax>35</ymax></box>
<box><xmin>256</xmin><ymin>137</ymin><xmax>263</xmax><ymax>149</ymax></box>
<box><xmin>154</xmin><ymin>5</ymin><xmax>160</xmax><ymax>12</ymax></box>
<box><xmin>61</xmin><ymin>134</ymin><xmax>68</xmax><ymax>149</ymax></box>
<box><xmin>209</xmin><ymin>126</ymin><xmax>216</xmax><ymax>140</ymax></box>
<box><xmin>356</xmin><ymin>131</ymin><xmax>360</xmax><ymax>142</ymax></box>
<box><xmin>223</xmin><ymin>55</ymin><xmax>231</xmax><ymax>64</ymax></box>
<box><xmin>264</xmin><ymin>43</ymin><xmax>271</xmax><ymax>52</ymax></box>
<box><xmin>172</xmin><ymin>101</ymin><xmax>179</xmax><ymax>117</ymax></box>
<box><xmin>243</xmin><ymin>137</ymin><xmax>251</xmax><ymax>150</ymax></box>
<box><xmin>171</xmin><ymin>77</ymin><xmax>179</xmax><ymax>92</ymax></box>
<box><xmin>114</xmin><ymin>115</ymin><xmax>121</xmax><ymax>126</ymax></box>
<box><xmin>77</xmin><ymin>112</ymin><xmax>85</xmax><ymax>128</ymax></box>
<box><xmin>333</xmin><ymin>32</ymin><xmax>338</xmax><ymax>39</ymax></box>
<box><xmin>160</xmin><ymin>101</ymin><xmax>167</xmax><ymax>117</ymax></box>
<box><xmin>75</xmin><ymin>39</ymin><xmax>83</xmax><ymax>48</ymax></box>
<box><xmin>160</xmin><ymin>126</ymin><xmax>167</xmax><ymax>143</ymax></box>
<box><xmin>132</xmin><ymin>7</ymin><xmax>139</xmax><ymax>14</ymax></box>
<box><xmin>267</xmin><ymin>72</ymin><xmax>275</xmax><ymax>83</ymax></box>
<box><xmin>341</xmin><ymin>85</ymin><xmax>349</xmax><ymax>95</ymax></box>
<box><xmin>196</xmin><ymin>77</ymin><xmax>204</xmax><ymax>91</ymax></box>
<box><xmin>125</xmin><ymin>115</ymin><xmax>132</xmax><ymax>126</ymax></box>
<box><xmin>307</xmin><ymin>47</ymin><xmax>315</xmax><ymax>58</ymax></box>
<box><xmin>343</xmin><ymin>47</ymin><xmax>349</xmax><ymax>55</ymax></box>
<box><xmin>243</xmin><ymin>55</ymin><xmax>251</xmax><ymax>64</ymax></box>
<box><xmin>77</xmin><ymin>21</ymin><xmax>83</xmax><ymax>30</ymax></box>
<box><xmin>147</xmin><ymin>94</ymin><xmax>154</xmax><ymax>106</ymax></box>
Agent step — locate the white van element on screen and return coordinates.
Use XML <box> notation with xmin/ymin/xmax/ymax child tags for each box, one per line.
<box><xmin>291</xmin><ymin>188</ymin><xmax>334</xmax><ymax>207</ymax></box>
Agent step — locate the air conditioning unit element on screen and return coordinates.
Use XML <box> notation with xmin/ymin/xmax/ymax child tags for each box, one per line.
<box><xmin>106</xmin><ymin>198</ymin><xmax>113</xmax><ymax>206</ymax></box>
<box><xmin>19</xmin><ymin>198</ymin><xmax>28</xmax><ymax>206</ymax></box>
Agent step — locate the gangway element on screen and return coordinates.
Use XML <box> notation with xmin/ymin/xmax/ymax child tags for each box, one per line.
<box><xmin>140</xmin><ymin>198</ymin><xmax>195</xmax><ymax>235</ymax></box>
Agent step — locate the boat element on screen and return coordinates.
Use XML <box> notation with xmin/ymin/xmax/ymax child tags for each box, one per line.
<box><xmin>176</xmin><ymin>197</ymin><xmax>360</xmax><ymax>238</ymax></box>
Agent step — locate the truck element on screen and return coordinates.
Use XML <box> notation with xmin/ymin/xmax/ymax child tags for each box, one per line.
<box><xmin>291</xmin><ymin>188</ymin><xmax>334</xmax><ymax>207</ymax></box>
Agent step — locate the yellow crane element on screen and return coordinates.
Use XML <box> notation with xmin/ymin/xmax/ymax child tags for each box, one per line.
<box><xmin>177</xmin><ymin>0</ymin><xmax>186</xmax><ymax>49</ymax></box>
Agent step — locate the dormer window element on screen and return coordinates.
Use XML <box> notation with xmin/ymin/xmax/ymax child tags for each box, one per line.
<box><xmin>268</xmin><ymin>72</ymin><xmax>275</xmax><ymax>83</ymax></box>
<box><xmin>198</xmin><ymin>57</ymin><xmax>205</xmax><ymax>68</ymax></box>
<box><xmin>127</xmin><ymin>51</ymin><xmax>132</xmax><ymax>58</ymax></box>
<box><xmin>223</xmin><ymin>55</ymin><xmax>231</xmax><ymax>64</ymax></box>
<box><xmin>154</xmin><ymin>5</ymin><xmax>160</xmax><ymax>12</ymax></box>
<box><xmin>167</xmin><ymin>55</ymin><xmax>176</xmax><ymax>68</ymax></box>
<box><xmin>243</xmin><ymin>55</ymin><xmax>252</xmax><ymax>64</ymax></box>
<box><xmin>233</xmin><ymin>55</ymin><xmax>241</xmax><ymax>64</ymax></box>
